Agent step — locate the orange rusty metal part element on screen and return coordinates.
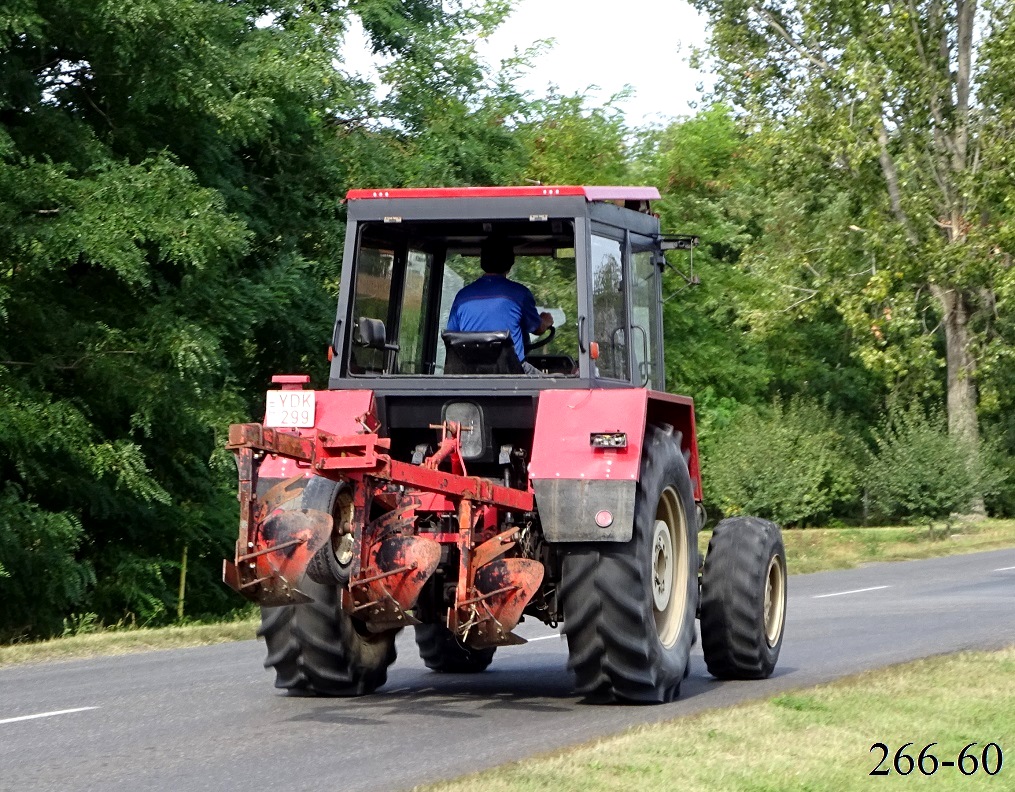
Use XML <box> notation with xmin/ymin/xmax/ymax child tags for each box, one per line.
<box><xmin>225</xmin><ymin>416</ymin><xmax>539</xmax><ymax>633</ymax></box>
<box><xmin>226</xmin><ymin>421</ymin><xmax>533</xmax><ymax>512</ymax></box>
<box><xmin>255</xmin><ymin>508</ymin><xmax>333</xmax><ymax>582</ymax></box>
<box><xmin>223</xmin><ymin>504</ymin><xmax>333</xmax><ymax>607</ymax></box>
<box><xmin>462</xmin><ymin>558</ymin><xmax>544</xmax><ymax>648</ymax></box>
<box><xmin>348</xmin><ymin>535</ymin><xmax>441</xmax><ymax>631</ymax></box>
<box><xmin>472</xmin><ymin>528</ymin><xmax>519</xmax><ymax>570</ymax></box>
<box><xmin>223</xmin><ymin>443</ymin><xmax>330</xmax><ymax>607</ymax></box>
<box><xmin>256</xmin><ymin>475</ymin><xmax>308</xmax><ymax>519</ymax></box>
<box><xmin>423</xmin><ymin>421</ymin><xmax>467</xmax><ymax>475</ymax></box>
<box><xmin>449</xmin><ymin>498</ymin><xmax>475</xmax><ymax>637</ymax></box>
<box><xmin>227</xmin><ymin>423</ymin><xmax>314</xmax><ymax>461</ymax></box>
<box><xmin>445</xmin><ymin>508</ymin><xmax>543</xmax><ymax>648</ymax></box>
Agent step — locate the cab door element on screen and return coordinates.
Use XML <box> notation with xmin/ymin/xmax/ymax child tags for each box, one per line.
<box><xmin>588</xmin><ymin>226</ymin><xmax>629</xmax><ymax>382</ymax></box>
<box><xmin>629</xmin><ymin>232</ymin><xmax>663</xmax><ymax>390</ymax></box>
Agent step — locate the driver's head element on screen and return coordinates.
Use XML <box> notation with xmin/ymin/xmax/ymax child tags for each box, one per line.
<box><xmin>480</xmin><ymin>237</ymin><xmax>514</xmax><ymax>275</ymax></box>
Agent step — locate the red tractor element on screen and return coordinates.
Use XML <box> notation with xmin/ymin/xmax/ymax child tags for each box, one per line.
<box><xmin>224</xmin><ymin>186</ymin><xmax>787</xmax><ymax>703</ymax></box>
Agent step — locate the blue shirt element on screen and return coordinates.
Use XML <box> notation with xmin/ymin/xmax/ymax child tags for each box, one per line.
<box><xmin>447</xmin><ymin>275</ymin><xmax>542</xmax><ymax>363</ymax></box>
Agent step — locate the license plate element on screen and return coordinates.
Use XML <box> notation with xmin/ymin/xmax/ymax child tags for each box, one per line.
<box><xmin>264</xmin><ymin>390</ymin><xmax>316</xmax><ymax>428</ymax></box>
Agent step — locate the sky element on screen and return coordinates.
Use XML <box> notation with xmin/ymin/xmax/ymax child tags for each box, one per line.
<box><xmin>342</xmin><ymin>0</ymin><xmax>712</xmax><ymax>127</ymax></box>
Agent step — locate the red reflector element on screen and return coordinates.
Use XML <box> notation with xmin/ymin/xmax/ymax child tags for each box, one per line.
<box><xmin>595</xmin><ymin>510</ymin><xmax>614</xmax><ymax>528</ymax></box>
<box><xmin>271</xmin><ymin>374</ymin><xmax>310</xmax><ymax>388</ymax></box>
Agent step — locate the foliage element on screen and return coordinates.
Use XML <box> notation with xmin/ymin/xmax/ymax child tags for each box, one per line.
<box><xmin>1</xmin><ymin>0</ymin><xmax>1013</xmax><ymax>639</ymax></box>
<box><xmin>982</xmin><ymin>416</ymin><xmax>1015</xmax><ymax>518</ymax></box>
<box><xmin>866</xmin><ymin>405</ymin><xmax>987</xmax><ymax>525</ymax></box>
<box><xmin>0</xmin><ymin>484</ymin><xmax>94</xmax><ymax>641</ymax></box>
<box><xmin>369</xmin><ymin>1</ymin><xmax>532</xmax><ymax>186</ymax></box>
<box><xmin>633</xmin><ymin>106</ymin><xmax>772</xmax><ymax>439</ymax></box>
<box><xmin>632</xmin><ymin>105</ymin><xmax>884</xmax><ymax>446</ymax></box>
<box><xmin>0</xmin><ymin>0</ymin><xmax>541</xmax><ymax>639</ymax></box>
<box><xmin>691</xmin><ymin>0</ymin><xmax>1015</xmax><ymax>500</ymax></box>
<box><xmin>703</xmin><ymin>398</ymin><xmax>863</xmax><ymax>526</ymax></box>
<box><xmin>520</xmin><ymin>89</ymin><xmax>632</xmax><ymax>185</ymax></box>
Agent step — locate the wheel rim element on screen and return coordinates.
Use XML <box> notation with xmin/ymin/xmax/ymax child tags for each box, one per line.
<box><xmin>652</xmin><ymin>486</ymin><xmax>688</xmax><ymax>648</ymax></box>
<box><xmin>764</xmin><ymin>554</ymin><xmax>786</xmax><ymax>647</ymax></box>
<box><xmin>333</xmin><ymin>490</ymin><xmax>355</xmax><ymax>566</ymax></box>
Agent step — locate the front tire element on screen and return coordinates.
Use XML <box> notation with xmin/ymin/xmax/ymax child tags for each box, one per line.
<box><xmin>414</xmin><ymin>623</ymin><xmax>496</xmax><ymax>673</ymax></box>
<box><xmin>699</xmin><ymin>516</ymin><xmax>787</xmax><ymax>679</ymax></box>
<box><xmin>560</xmin><ymin>424</ymin><xmax>699</xmax><ymax>703</ymax></box>
<box><xmin>302</xmin><ymin>479</ymin><xmax>355</xmax><ymax>587</ymax></box>
<box><xmin>257</xmin><ymin>476</ymin><xmax>397</xmax><ymax>696</ymax></box>
<box><xmin>259</xmin><ymin>577</ymin><xmax>398</xmax><ymax>695</ymax></box>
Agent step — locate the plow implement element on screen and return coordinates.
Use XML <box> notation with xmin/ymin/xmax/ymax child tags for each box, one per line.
<box><xmin>224</xmin><ymin>418</ymin><xmax>541</xmax><ymax>647</ymax></box>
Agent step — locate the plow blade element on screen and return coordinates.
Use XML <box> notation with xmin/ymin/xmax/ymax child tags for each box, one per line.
<box><xmin>261</xmin><ymin>509</ymin><xmax>334</xmax><ymax>581</ymax></box>
<box><xmin>351</xmin><ymin>535</ymin><xmax>441</xmax><ymax>632</ymax></box>
<box><xmin>224</xmin><ymin>508</ymin><xmax>333</xmax><ymax>607</ymax></box>
<box><xmin>466</xmin><ymin>558</ymin><xmax>544</xmax><ymax>648</ymax></box>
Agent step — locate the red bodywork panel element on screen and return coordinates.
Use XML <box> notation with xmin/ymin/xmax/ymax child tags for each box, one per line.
<box><xmin>530</xmin><ymin>388</ymin><xmax>702</xmax><ymax>501</ymax></box>
<box><xmin>529</xmin><ymin>389</ymin><xmax>647</xmax><ymax>483</ymax></box>
<box><xmin>647</xmin><ymin>390</ymin><xmax>703</xmax><ymax>502</ymax></box>
<box><xmin>346</xmin><ymin>186</ymin><xmax>661</xmax><ymax>202</ymax></box>
<box><xmin>259</xmin><ymin>389</ymin><xmax>378</xmax><ymax>480</ymax></box>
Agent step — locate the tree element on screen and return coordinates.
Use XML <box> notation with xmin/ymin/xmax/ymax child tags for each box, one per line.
<box><xmin>866</xmin><ymin>405</ymin><xmax>981</xmax><ymax>525</ymax></box>
<box><xmin>0</xmin><ymin>0</ymin><xmax>535</xmax><ymax>637</ymax></box>
<box><xmin>693</xmin><ymin>0</ymin><xmax>1015</xmax><ymax>509</ymax></box>
<box><xmin>634</xmin><ymin>106</ymin><xmax>769</xmax><ymax>419</ymax></box>
<box><xmin>520</xmin><ymin>89</ymin><xmax>632</xmax><ymax>185</ymax></box>
<box><xmin>634</xmin><ymin>106</ymin><xmax>882</xmax><ymax>432</ymax></box>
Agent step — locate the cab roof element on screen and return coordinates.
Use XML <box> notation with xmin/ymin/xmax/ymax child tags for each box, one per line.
<box><xmin>345</xmin><ymin>186</ymin><xmax>661</xmax><ymax>202</ymax></box>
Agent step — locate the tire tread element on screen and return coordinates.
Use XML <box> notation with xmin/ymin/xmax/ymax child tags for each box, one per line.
<box><xmin>560</xmin><ymin>424</ymin><xmax>698</xmax><ymax>703</ymax></box>
<box><xmin>699</xmin><ymin>515</ymin><xmax>785</xmax><ymax>679</ymax></box>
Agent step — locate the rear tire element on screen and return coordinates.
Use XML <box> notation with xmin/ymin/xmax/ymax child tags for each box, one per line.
<box><xmin>699</xmin><ymin>516</ymin><xmax>786</xmax><ymax>679</ymax></box>
<box><xmin>257</xmin><ymin>476</ymin><xmax>397</xmax><ymax>696</ymax></box>
<box><xmin>414</xmin><ymin>623</ymin><xmax>496</xmax><ymax>673</ymax></box>
<box><xmin>560</xmin><ymin>424</ymin><xmax>698</xmax><ymax>703</ymax></box>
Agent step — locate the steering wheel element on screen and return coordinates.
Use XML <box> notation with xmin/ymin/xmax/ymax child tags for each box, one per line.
<box><xmin>526</xmin><ymin>325</ymin><xmax>555</xmax><ymax>352</ymax></box>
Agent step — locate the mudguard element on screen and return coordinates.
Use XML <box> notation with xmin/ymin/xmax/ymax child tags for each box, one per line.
<box><xmin>529</xmin><ymin>389</ymin><xmax>700</xmax><ymax>542</ymax></box>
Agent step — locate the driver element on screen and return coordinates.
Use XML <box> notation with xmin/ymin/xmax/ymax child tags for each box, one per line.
<box><xmin>446</xmin><ymin>238</ymin><xmax>553</xmax><ymax>371</ymax></box>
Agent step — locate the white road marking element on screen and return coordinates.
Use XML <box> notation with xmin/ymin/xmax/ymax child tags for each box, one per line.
<box><xmin>0</xmin><ymin>707</ymin><xmax>99</xmax><ymax>726</ymax></box>
<box><xmin>813</xmin><ymin>585</ymin><xmax>891</xmax><ymax>599</ymax></box>
<box><xmin>994</xmin><ymin>566</ymin><xmax>1015</xmax><ymax>572</ymax></box>
<box><xmin>502</xmin><ymin>634</ymin><xmax>561</xmax><ymax>647</ymax></box>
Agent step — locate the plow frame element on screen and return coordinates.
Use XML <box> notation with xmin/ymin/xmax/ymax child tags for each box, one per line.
<box><xmin>224</xmin><ymin>419</ymin><xmax>539</xmax><ymax>644</ymax></box>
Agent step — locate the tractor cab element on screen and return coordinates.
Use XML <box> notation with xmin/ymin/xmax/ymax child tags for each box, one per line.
<box><xmin>330</xmin><ymin>186</ymin><xmax>675</xmax><ymax>389</ymax></box>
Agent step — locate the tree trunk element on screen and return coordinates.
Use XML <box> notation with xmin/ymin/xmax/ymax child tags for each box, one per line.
<box><xmin>930</xmin><ymin>283</ymin><xmax>985</xmax><ymax>515</ymax></box>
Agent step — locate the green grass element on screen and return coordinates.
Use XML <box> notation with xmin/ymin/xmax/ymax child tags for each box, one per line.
<box><xmin>418</xmin><ymin>646</ymin><xmax>1015</xmax><ymax>792</ymax></box>
<box><xmin>0</xmin><ymin>617</ymin><xmax>257</xmax><ymax>668</ymax></box>
<box><xmin>700</xmin><ymin>518</ymin><xmax>1015</xmax><ymax>575</ymax></box>
<box><xmin>3</xmin><ymin>519</ymin><xmax>1013</xmax><ymax>668</ymax></box>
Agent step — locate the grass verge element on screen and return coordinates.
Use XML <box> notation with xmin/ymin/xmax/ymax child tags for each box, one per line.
<box><xmin>418</xmin><ymin>646</ymin><xmax>1015</xmax><ymax>792</ymax></box>
<box><xmin>700</xmin><ymin>517</ymin><xmax>1015</xmax><ymax>575</ymax></box>
<box><xmin>0</xmin><ymin>617</ymin><xmax>257</xmax><ymax>668</ymax></box>
<box><xmin>4</xmin><ymin>519</ymin><xmax>1013</xmax><ymax>668</ymax></box>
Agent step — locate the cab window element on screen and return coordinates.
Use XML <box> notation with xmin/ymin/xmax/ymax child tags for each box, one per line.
<box><xmin>347</xmin><ymin>220</ymin><xmax>577</xmax><ymax>377</ymax></box>
<box><xmin>590</xmin><ymin>233</ymin><xmax>627</xmax><ymax>380</ymax></box>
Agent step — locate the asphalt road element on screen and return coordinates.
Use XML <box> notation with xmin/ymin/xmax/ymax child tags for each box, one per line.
<box><xmin>2</xmin><ymin>548</ymin><xmax>1014</xmax><ymax>792</ymax></box>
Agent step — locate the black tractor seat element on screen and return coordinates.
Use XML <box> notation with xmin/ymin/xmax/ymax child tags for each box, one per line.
<box><xmin>441</xmin><ymin>330</ymin><xmax>524</xmax><ymax>375</ymax></box>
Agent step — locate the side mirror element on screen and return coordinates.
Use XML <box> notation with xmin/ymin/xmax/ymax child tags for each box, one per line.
<box><xmin>659</xmin><ymin>235</ymin><xmax>699</xmax><ymax>251</ymax></box>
